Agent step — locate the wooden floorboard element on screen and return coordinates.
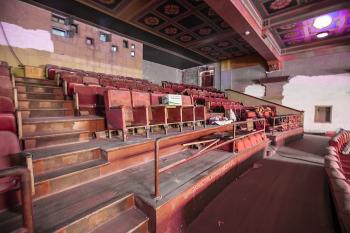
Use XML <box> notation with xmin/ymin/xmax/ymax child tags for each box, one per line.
<box><xmin>0</xmin><ymin>143</ymin><xmax>236</xmax><ymax>233</ymax></box>
<box><xmin>186</xmin><ymin>134</ymin><xmax>335</xmax><ymax>233</ymax></box>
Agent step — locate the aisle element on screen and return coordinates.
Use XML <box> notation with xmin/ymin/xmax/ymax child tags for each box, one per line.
<box><xmin>186</xmin><ymin>134</ymin><xmax>336</xmax><ymax>233</ymax></box>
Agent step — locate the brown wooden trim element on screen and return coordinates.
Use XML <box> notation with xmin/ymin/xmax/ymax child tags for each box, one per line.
<box><xmin>225</xmin><ymin>89</ymin><xmax>304</xmax><ymax>113</ymax></box>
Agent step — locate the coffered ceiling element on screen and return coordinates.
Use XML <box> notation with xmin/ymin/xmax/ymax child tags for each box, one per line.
<box><xmin>76</xmin><ymin>0</ymin><xmax>258</xmax><ymax>61</ymax></box>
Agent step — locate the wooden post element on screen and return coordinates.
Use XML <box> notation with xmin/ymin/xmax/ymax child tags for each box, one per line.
<box><xmin>154</xmin><ymin>138</ymin><xmax>161</xmax><ymax>199</ymax></box>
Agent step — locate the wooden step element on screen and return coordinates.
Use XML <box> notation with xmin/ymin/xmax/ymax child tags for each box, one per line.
<box><xmin>91</xmin><ymin>208</ymin><xmax>148</xmax><ymax>233</ymax></box>
<box><xmin>15</xmin><ymin>76</ymin><xmax>57</xmax><ymax>86</ymax></box>
<box><xmin>33</xmin><ymin>147</ymin><xmax>102</xmax><ymax>176</ymax></box>
<box><xmin>35</xmin><ymin>159</ymin><xmax>109</xmax><ymax>198</ymax></box>
<box><xmin>22</xmin><ymin>130</ymin><xmax>92</xmax><ymax>149</ymax></box>
<box><xmin>54</xmin><ymin>194</ymin><xmax>148</xmax><ymax>233</ymax></box>
<box><xmin>19</xmin><ymin>99</ymin><xmax>73</xmax><ymax>110</ymax></box>
<box><xmin>21</xmin><ymin>108</ymin><xmax>74</xmax><ymax>118</ymax></box>
<box><xmin>21</xmin><ymin>116</ymin><xmax>105</xmax><ymax>136</ymax></box>
<box><xmin>16</xmin><ymin>83</ymin><xmax>63</xmax><ymax>94</ymax></box>
<box><xmin>18</xmin><ymin>92</ymin><xmax>64</xmax><ymax>100</ymax></box>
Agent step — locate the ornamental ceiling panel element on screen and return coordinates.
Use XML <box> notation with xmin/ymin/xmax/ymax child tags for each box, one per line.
<box><xmin>76</xmin><ymin>0</ymin><xmax>258</xmax><ymax>61</ymax></box>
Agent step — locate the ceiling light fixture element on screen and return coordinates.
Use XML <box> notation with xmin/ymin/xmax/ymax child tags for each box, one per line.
<box><xmin>313</xmin><ymin>15</ymin><xmax>332</xmax><ymax>29</ymax></box>
<box><xmin>244</xmin><ymin>30</ymin><xmax>250</xmax><ymax>36</ymax></box>
<box><xmin>316</xmin><ymin>31</ymin><xmax>329</xmax><ymax>38</ymax></box>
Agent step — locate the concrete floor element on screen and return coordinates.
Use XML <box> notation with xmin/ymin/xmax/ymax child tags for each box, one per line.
<box><xmin>186</xmin><ymin>134</ymin><xmax>336</xmax><ymax>233</ymax></box>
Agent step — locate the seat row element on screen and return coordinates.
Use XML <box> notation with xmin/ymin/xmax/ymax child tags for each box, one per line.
<box><xmin>55</xmin><ymin>70</ymin><xmax>171</xmax><ymax>97</ymax></box>
<box><xmin>162</xmin><ymin>81</ymin><xmax>219</xmax><ymax>93</ymax></box>
<box><xmin>0</xmin><ymin>63</ymin><xmax>16</xmax><ymax>135</ymax></box>
<box><xmin>325</xmin><ymin>129</ymin><xmax>350</xmax><ymax>233</ymax></box>
<box><xmin>103</xmin><ymin>89</ymin><xmax>206</xmax><ymax>141</ymax></box>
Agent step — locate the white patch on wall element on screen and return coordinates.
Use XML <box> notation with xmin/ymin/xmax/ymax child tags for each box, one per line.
<box><xmin>244</xmin><ymin>84</ymin><xmax>265</xmax><ymax>98</ymax></box>
<box><xmin>282</xmin><ymin>73</ymin><xmax>350</xmax><ymax>133</ymax></box>
<box><xmin>0</xmin><ymin>21</ymin><xmax>54</xmax><ymax>52</ymax></box>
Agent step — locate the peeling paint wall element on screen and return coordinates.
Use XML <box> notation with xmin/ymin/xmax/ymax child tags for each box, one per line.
<box><xmin>282</xmin><ymin>73</ymin><xmax>350</xmax><ymax>133</ymax></box>
<box><xmin>143</xmin><ymin>60</ymin><xmax>182</xmax><ymax>84</ymax></box>
<box><xmin>0</xmin><ymin>0</ymin><xmax>143</xmax><ymax>78</ymax></box>
<box><xmin>244</xmin><ymin>84</ymin><xmax>265</xmax><ymax>98</ymax></box>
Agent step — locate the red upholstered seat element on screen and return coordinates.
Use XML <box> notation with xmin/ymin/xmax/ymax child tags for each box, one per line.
<box><xmin>0</xmin><ymin>97</ymin><xmax>15</xmax><ymax>113</ymax></box>
<box><xmin>0</xmin><ymin>66</ymin><xmax>10</xmax><ymax>77</ymax></box>
<box><xmin>104</xmin><ymin>89</ymin><xmax>149</xmax><ymax>141</ymax></box>
<box><xmin>235</xmin><ymin>139</ymin><xmax>245</xmax><ymax>152</ymax></box>
<box><xmin>0</xmin><ymin>97</ymin><xmax>16</xmax><ymax>133</ymax></box>
<box><xmin>83</xmin><ymin>76</ymin><xmax>99</xmax><ymax>86</ymax></box>
<box><xmin>0</xmin><ymin>77</ymin><xmax>13</xmax><ymax>99</ymax></box>
<box><xmin>0</xmin><ymin>131</ymin><xmax>20</xmax><ymax>193</ymax></box>
<box><xmin>0</xmin><ymin>114</ymin><xmax>17</xmax><ymax>133</ymax></box>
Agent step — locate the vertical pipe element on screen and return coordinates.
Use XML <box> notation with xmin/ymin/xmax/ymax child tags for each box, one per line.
<box><xmin>232</xmin><ymin>123</ymin><xmax>236</xmax><ymax>153</ymax></box>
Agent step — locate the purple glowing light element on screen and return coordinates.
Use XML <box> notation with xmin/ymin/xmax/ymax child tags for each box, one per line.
<box><xmin>313</xmin><ymin>15</ymin><xmax>332</xmax><ymax>29</ymax></box>
<box><xmin>316</xmin><ymin>32</ymin><xmax>329</xmax><ymax>38</ymax></box>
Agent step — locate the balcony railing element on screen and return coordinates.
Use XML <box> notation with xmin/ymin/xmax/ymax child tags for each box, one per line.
<box><xmin>270</xmin><ymin>114</ymin><xmax>303</xmax><ymax>135</ymax></box>
<box><xmin>154</xmin><ymin>119</ymin><xmax>266</xmax><ymax>199</ymax></box>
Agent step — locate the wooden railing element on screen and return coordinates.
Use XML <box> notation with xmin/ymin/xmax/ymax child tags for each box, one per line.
<box><xmin>0</xmin><ymin>167</ymin><xmax>34</xmax><ymax>233</ymax></box>
<box><xmin>154</xmin><ymin>119</ymin><xmax>266</xmax><ymax>199</ymax></box>
<box><xmin>270</xmin><ymin>114</ymin><xmax>303</xmax><ymax>135</ymax></box>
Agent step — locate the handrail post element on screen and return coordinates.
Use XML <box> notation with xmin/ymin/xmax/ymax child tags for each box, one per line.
<box><xmin>232</xmin><ymin>122</ymin><xmax>236</xmax><ymax>153</ymax></box>
<box><xmin>154</xmin><ymin>138</ymin><xmax>161</xmax><ymax>199</ymax></box>
<box><xmin>0</xmin><ymin>167</ymin><xmax>33</xmax><ymax>233</ymax></box>
<box><xmin>272</xmin><ymin>117</ymin><xmax>275</xmax><ymax>135</ymax></box>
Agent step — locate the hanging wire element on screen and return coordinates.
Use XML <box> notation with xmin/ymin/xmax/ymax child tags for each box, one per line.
<box><xmin>0</xmin><ymin>21</ymin><xmax>24</xmax><ymax>67</ymax></box>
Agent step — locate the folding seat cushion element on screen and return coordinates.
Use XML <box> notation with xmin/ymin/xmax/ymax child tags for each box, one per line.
<box><xmin>0</xmin><ymin>131</ymin><xmax>21</xmax><ymax>192</ymax></box>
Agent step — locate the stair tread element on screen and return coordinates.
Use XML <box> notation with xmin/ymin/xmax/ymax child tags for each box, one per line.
<box><xmin>21</xmin><ymin>108</ymin><xmax>73</xmax><ymax>111</ymax></box>
<box><xmin>35</xmin><ymin>159</ymin><xmax>107</xmax><ymax>183</ymax></box>
<box><xmin>91</xmin><ymin>207</ymin><xmax>148</xmax><ymax>233</ymax></box>
<box><xmin>22</xmin><ymin>129</ymin><xmax>90</xmax><ymax>139</ymax></box>
<box><xmin>15</xmin><ymin>83</ymin><xmax>61</xmax><ymax>88</ymax></box>
<box><xmin>28</xmin><ymin>139</ymin><xmax>110</xmax><ymax>160</ymax></box>
<box><xmin>17</xmin><ymin>91</ymin><xmax>63</xmax><ymax>95</ymax></box>
<box><xmin>19</xmin><ymin>99</ymin><xmax>71</xmax><ymax>102</ymax></box>
<box><xmin>22</xmin><ymin>115</ymin><xmax>104</xmax><ymax>124</ymax></box>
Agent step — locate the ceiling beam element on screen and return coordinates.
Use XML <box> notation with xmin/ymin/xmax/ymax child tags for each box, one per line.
<box><xmin>205</xmin><ymin>0</ymin><xmax>279</xmax><ymax>61</ymax></box>
<box><xmin>265</xmin><ymin>0</ymin><xmax>350</xmax><ymax>29</ymax></box>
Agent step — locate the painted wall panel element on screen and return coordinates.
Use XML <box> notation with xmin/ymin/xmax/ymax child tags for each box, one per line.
<box><xmin>143</xmin><ymin>60</ymin><xmax>182</xmax><ymax>84</ymax></box>
<box><xmin>282</xmin><ymin>73</ymin><xmax>350</xmax><ymax>133</ymax></box>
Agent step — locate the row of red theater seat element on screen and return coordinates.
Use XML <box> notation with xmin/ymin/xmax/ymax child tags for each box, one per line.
<box><xmin>325</xmin><ymin>130</ymin><xmax>350</xmax><ymax>233</ymax></box>
<box><xmin>162</xmin><ymin>81</ymin><xmax>219</xmax><ymax>93</ymax></box>
<box><xmin>0</xmin><ymin>62</ymin><xmax>16</xmax><ymax>134</ymax></box>
<box><xmin>205</xmin><ymin>97</ymin><xmax>243</xmax><ymax>110</ymax></box>
<box><xmin>54</xmin><ymin>70</ymin><xmax>171</xmax><ymax>96</ymax></box>
<box><xmin>102</xmin><ymin>88</ymin><xmax>206</xmax><ymax>141</ymax></box>
<box><xmin>235</xmin><ymin>132</ymin><xmax>267</xmax><ymax>153</ymax></box>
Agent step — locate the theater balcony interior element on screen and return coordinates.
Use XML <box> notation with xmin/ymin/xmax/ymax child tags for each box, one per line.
<box><xmin>0</xmin><ymin>0</ymin><xmax>350</xmax><ymax>233</ymax></box>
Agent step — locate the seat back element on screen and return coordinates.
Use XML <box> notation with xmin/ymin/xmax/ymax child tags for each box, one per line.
<box><xmin>182</xmin><ymin>95</ymin><xmax>193</xmax><ymax>106</ymax></box>
<box><xmin>150</xmin><ymin>93</ymin><xmax>165</xmax><ymax>105</ymax></box>
<box><xmin>83</xmin><ymin>76</ymin><xmax>99</xmax><ymax>86</ymax></box>
<box><xmin>132</xmin><ymin>91</ymin><xmax>150</xmax><ymax>107</ymax></box>
<box><xmin>104</xmin><ymin>89</ymin><xmax>132</xmax><ymax>109</ymax></box>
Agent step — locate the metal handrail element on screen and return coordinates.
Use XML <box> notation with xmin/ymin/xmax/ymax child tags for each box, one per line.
<box><xmin>154</xmin><ymin>119</ymin><xmax>266</xmax><ymax>199</ymax></box>
<box><xmin>0</xmin><ymin>167</ymin><xmax>33</xmax><ymax>233</ymax></box>
<box><xmin>270</xmin><ymin>114</ymin><xmax>303</xmax><ymax>135</ymax></box>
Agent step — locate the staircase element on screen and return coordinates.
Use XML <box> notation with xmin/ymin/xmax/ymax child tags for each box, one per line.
<box><xmin>16</xmin><ymin>77</ymin><xmax>105</xmax><ymax>149</ymax></box>
<box><xmin>8</xmin><ymin>76</ymin><xmax>149</xmax><ymax>232</ymax></box>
